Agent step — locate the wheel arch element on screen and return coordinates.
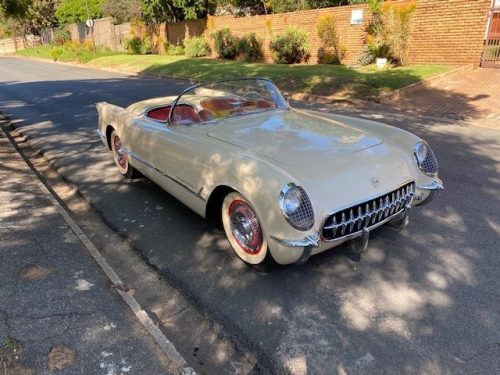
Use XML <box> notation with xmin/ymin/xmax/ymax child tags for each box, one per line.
<box><xmin>205</xmin><ymin>185</ymin><xmax>235</xmax><ymax>226</ymax></box>
<box><xmin>105</xmin><ymin>124</ymin><xmax>115</xmax><ymax>150</ymax></box>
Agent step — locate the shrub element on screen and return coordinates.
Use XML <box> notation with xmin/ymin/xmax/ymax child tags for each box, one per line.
<box><xmin>165</xmin><ymin>43</ymin><xmax>185</xmax><ymax>55</ymax></box>
<box><xmin>184</xmin><ymin>36</ymin><xmax>210</xmax><ymax>57</ymax></box>
<box><xmin>123</xmin><ymin>35</ymin><xmax>154</xmax><ymax>55</ymax></box>
<box><xmin>270</xmin><ymin>26</ymin><xmax>310</xmax><ymax>64</ymax></box>
<box><xmin>123</xmin><ymin>36</ymin><xmax>142</xmax><ymax>54</ymax></box>
<box><xmin>362</xmin><ymin>0</ymin><xmax>416</xmax><ymax>66</ymax></box>
<box><xmin>53</xmin><ymin>27</ymin><xmax>71</xmax><ymax>46</ymax></box>
<box><xmin>316</xmin><ymin>15</ymin><xmax>341</xmax><ymax>64</ymax></box>
<box><xmin>140</xmin><ymin>36</ymin><xmax>154</xmax><ymax>54</ymax></box>
<box><xmin>211</xmin><ymin>28</ymin><xmax>239</xmax><ymax>59</ymax></box>
<box><xmin>50</xmin><ymin>46</ymin><xmax>63</xmax><ymax>61</ymax></box>
<box><xmin>379</xmin><ymin>1</ymin><xmax>417</xmax><ymax>65</ymax></box>
<box><xmin>238</xmin><ymin>33</ymin><xmax>263</xmax><ymax>62</ymax></box>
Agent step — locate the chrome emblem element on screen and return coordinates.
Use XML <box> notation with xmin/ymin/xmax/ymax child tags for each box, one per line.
<box><xmin>371</xmin><ymin>177</ymin><xmax>380</xmax><ymax>188</ymax></box>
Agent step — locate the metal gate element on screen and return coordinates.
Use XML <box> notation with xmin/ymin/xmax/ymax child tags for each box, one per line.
<box><xmin>481</xmin><ymin>6</ymin><xmax>500</xmax><ymax>68</ymax></box>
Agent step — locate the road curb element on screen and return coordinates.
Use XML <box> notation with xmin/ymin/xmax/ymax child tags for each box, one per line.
<box><xmin>0</xmin><ymin>116</ymin><xmax>195</xmax><ymax>375</ymax></box>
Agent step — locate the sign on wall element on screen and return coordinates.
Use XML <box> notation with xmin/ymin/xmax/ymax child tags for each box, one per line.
<box><xmin>351</xmin><ymin>9</ymin><xmax>364</xmax><ymax>25</ymax></box>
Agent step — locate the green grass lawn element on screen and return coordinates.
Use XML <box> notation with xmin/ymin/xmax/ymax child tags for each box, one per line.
<box><xmin>88</xmin><ymin>55</ymin><xmax>452</xmax><ymax>99</ymax></box>
<box><xmin>17</xmin><ymin>49</ymin><xmax>453</xmax><ymax>99</ymax></box>
<box><xmin>16</xmin><ymin>45</ymin><xmax>125</xmax><ymax>64</ymax></box>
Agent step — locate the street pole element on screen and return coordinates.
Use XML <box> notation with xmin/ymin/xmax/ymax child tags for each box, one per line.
<box><xmin>84</xmin><ymin>0</ymin><xmax>96</xmax><ymax>52</ymax></box>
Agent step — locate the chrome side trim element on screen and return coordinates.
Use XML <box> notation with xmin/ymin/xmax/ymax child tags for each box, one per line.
<box><xmin>270</xmin><ymin>233</ymin><xmax>321</xmax><ymax>248</ymax></box>
<box><xmin>124</xmin><ymin>147</ymin><xmax>206</xmax><ymax>202</ymax></box>
<box><xmin>96</xmin><ymin>129</ymin><xmax>106</xmax><ymax>142</ymax></box>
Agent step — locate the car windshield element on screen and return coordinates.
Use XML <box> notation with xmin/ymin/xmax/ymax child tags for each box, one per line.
<box><xmin>169</xmin><ymin>78</ymin><xmax>288</xmax><ymax>126</ymax></box>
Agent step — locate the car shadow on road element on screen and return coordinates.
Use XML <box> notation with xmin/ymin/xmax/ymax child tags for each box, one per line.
<box><xmin>1</xmin><ymin>76</ymin><xmax>499</xmax><ymax>373</ymax></box>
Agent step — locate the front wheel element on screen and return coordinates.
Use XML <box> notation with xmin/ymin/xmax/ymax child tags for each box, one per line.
<box><xmin>222</xmin><ymin>192</ymin><xmax>273</xmax><ymax>268</ymax></box>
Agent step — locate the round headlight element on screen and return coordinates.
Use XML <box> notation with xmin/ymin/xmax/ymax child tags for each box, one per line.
<box><xmin>279</xmin><ymin>183</ymin><xmax>314</xmax><ymax>231</ymax></box>
<box><xmin>282</xmin><ymin>188</ymin><xmax>302</xmax><ymax>214</ymax></box>
<box><xmin>414</xmin><ymin>141</ymin><xmax>438</xmax><ymax>176</ymax></box>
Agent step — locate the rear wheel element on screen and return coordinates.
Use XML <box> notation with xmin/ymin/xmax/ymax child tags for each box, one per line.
<box><xmin>110</xmin><ymin>130</ymin><xmax>138</xmax><ymax>179</ymax></box>
<box><xmin>222</xmin><ymin>192</ymin><xmax>273</xmax><ymax>268</ymax></box>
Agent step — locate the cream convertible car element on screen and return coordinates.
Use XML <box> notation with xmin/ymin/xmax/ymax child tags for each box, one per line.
<box><xmin>96</xmin><ymin>78</ymin><xmax>443</xmax><ymax>267</ymax></box>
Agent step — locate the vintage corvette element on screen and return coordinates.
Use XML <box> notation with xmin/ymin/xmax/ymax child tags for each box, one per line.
<box><xmin>96</xmin><ymin>78</ymin><xmax>443</xmax><ymax>266</ymax></box>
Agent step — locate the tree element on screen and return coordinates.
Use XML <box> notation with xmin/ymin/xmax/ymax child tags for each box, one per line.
<box><xmin>0</xmin><ymin>0</ymin><xmax>31</xmax><ymax>18</ymax></box>
<box><xmin>173</xmin><ymin>0</ymin><xmax>216</xmax><ymax>20</ymax></box>
<box><xmin>216</xmin><ymin>0</ymin><xmax>266</xmax><ymax>15</ymax></box>
<box><xmin>141</xmin><ymin>0</ymin><xmax>181</xmax><ymax>23</ymax></box>
<box><xmin>141</xmin><ymin>0</ymin><xmax>216</xmax><ymax>23</ymax></box>
<box><xmin>103</xmin><ymin>0</ymin><xmax>142</xmax><ymax>24</ymax></box>
<box><xmin>55</xmin><ymin>0</ymin><xmax>105</xmax><ymax>24</ymax></box>
<box><xmin>27</xmin><ymin>0</ymin><xmax>58</xmax><ymax>31</ymax></box>
<box><xmin>1</xmin><ymin>0</ymin><xmax>58</xmax><ymax>35</ymax></box>
<box><xmin>268</xmin><ymin>0</ymin><xmax>309</xmax><ymax>13</ymax></box>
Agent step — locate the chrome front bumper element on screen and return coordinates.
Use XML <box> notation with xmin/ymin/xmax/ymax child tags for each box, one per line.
<box><xmin>270</xmin><ymin>178</ymin><xmax>443</xmax><ymax>263</ymax></box>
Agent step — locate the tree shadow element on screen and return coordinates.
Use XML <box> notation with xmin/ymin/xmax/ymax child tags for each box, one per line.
<box><xmin>0</xmin><ymin>72</ymin><xmax>499</xmax><ymax>373</ymax></box>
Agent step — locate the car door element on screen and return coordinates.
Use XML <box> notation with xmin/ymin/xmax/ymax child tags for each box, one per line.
<box><xmin>129</xmin><ymin>118</ymin><xmax>209</xmax><ymax>215</ymax></box>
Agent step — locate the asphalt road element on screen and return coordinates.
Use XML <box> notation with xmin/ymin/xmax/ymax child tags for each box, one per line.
<box><xmin>0</xmin><ymin>123</ymin><xmax>173</xmax><ymax>374</ymax></box>
<box><xmin>1</xmin><ymin>57</ymin><xmax>499</xmax><ymax>374</ymax></box>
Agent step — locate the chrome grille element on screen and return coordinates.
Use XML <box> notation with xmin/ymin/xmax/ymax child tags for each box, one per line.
<box><xmin>288</xmin><ymin>186</ymin><xmax>314</xmax><ymax>230</ymax></box>
<box><xmin>322</xmin><ymin>181</ymin><xmax>415</xmax><ymax>241</ymax></box>
<box><xmin>421</xmin><ymin>147</ymin><xmax>438</xmax><ymax>175</ymax></box>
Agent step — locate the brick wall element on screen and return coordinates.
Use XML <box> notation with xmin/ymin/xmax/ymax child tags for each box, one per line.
<box><xmin>199</xmin><ymin>0</ymin><xmax>491</xmax><ymax>66</ymax></box>
<box><xmin>408</xmin><ymin>0</ymin><xmax>491</xmax><ymax>65</ymax></box>
<box><xmin>67</xmin><ymin>0</ymin><xmax>491</xmax><ymax>66</ymax></box>
<box><xmin>203</xmin><ymin>5</ymin><xmax>371</xmax><ymax>64</ymax></box>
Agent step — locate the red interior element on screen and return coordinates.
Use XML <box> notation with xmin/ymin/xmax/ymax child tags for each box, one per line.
<box><xmin>147</xmin><ymin>106</ymin><xmax>171</xmax><ymax>121</ymax></box>
<box><xmin>147</xmin><ymin>104</ymin><xmax>203</xmax><ymax>125</ymax></box>
<box><xmin>171</xmin><ymin>105</ymin><xmax>201</xmax><ymax>125</ymax></box>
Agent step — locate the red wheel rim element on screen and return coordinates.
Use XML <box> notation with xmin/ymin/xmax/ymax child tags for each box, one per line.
<box><xmin>228</xmin><ymin>200</ymin><xmax>263</xmax><ymax>255</ymax></box>
<box><xmin>113</xmin><ymin>135</ymin><xmax>127</xmax><ymax>169</ymax></box>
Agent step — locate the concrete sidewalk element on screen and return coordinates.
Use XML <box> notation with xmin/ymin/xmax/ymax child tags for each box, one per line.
<box><xmin>0</xmin><ymin>128</ymin><xmax>172</xmax><ymax>373</ymax></box>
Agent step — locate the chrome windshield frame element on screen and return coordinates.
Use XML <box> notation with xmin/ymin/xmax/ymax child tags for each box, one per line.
<box><xmin>166</xmin><ymin>77</ymin><xmax>290</xmax><ymax>126</ymax></box>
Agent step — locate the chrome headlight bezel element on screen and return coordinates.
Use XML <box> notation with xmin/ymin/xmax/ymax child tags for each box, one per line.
<box><xmin>279</xmin><ymin>183</ymin><xmax>314</xmax><ymax>231</ymax></box>
<box><xmin>413</xmin><ymin>141</ymin><xmax>438</xmax><ymax>177</ymax></box>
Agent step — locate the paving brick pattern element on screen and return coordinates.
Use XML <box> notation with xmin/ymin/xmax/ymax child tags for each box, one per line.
<box><xmin>385</xmin><ymin>68</ymin><xmax>500</xmax><ymax>127</ymax></box>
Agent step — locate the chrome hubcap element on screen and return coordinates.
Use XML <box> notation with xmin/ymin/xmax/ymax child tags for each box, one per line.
<box><xmin>113</xmin><ymin>136</ymin><xmax>127</xmax><ymax>169</ymax></box>
<box><xmin>229</xmin><ymin>200</ymin><xmax>263</xmax><ymax>255</ymax></box>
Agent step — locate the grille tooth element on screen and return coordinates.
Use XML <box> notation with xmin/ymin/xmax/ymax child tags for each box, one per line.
<box><xmin>390</xmin><ymin>193</ymin><xmax>396</xmax><ymax>215</ymax></box>
<box><xmin>341</xmin><ymin>212</ymin><xmax>347</xmax><ymax>236</ymax></box>
<box><xmin>357</xmin><ymin>207</ymin><xmax>363</xmax><ymax>230</ymax></box>
<box><xmin>349</xmin><ymin>209</ymin><xmax>355</xmax><ymax>232</ymax></box>
<box><xmin>396</xmin><ymin>190</ymin><xmax>402</xmax><ymax>211</ymax></box>
<box><xmin>331</xmin><ymin>216</ymin><xmax>337</xmax><ymax>238</ymax></box>
<box><xmin>378</xmin><ymin>198</ymin><xmax>384</xmax><ymax>220</ymax></box>
<box><xmin>384</xmin><ymin>196</ymin><xmax>391</xmax><ymax>218</ymax></box>
<box><xmin>371</xmin><ymin>201</ymin><xmax>377</xmax><ymax>224</ymax></box>
<box><xmin>364</xmin><ymin>204</ymin><xmax>370</xmax><ymax>228</ymax></box>
<box><xmin>322</xmin><ymin>181</ymin><xmax>414</xmax><ymax>241</ymax></box>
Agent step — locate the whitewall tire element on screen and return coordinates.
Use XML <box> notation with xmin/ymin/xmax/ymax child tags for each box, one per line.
<box><xmin>110</xmin><ymin>130</ymin><xmax>137</xmax><ymax>179</ymax></box>
<box><xmin>222</xmin><ymin>192</ymin><xmax>269</xmax><ymax>266</ymax></box>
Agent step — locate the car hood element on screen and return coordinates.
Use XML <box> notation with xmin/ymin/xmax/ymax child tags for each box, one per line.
<box><xmin>207</xmin><ymin>110</ymin><xmax>383</xmax><ymax>167</ymax></box>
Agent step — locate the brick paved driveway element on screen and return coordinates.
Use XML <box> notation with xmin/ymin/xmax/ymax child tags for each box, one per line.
<box><xmin>384</xmin><ymin>68</ymin><xmax>500</xmax><ymax>127</ymax></box>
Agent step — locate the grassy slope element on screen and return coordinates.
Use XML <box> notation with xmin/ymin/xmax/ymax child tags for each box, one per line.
<box><xmin>16</xmin><ymin>48</ymin><xmax>452</xmax><ymax>99</ymax></box>
<box><xmin>16</xmin><ymin>45</ymin><xmax>125</xmax><ymax>64</ymax></box>
<box><xmin>88</xmin><ymin>55</ymin><xmax>451</xmax><ymax>99</ymax></box>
